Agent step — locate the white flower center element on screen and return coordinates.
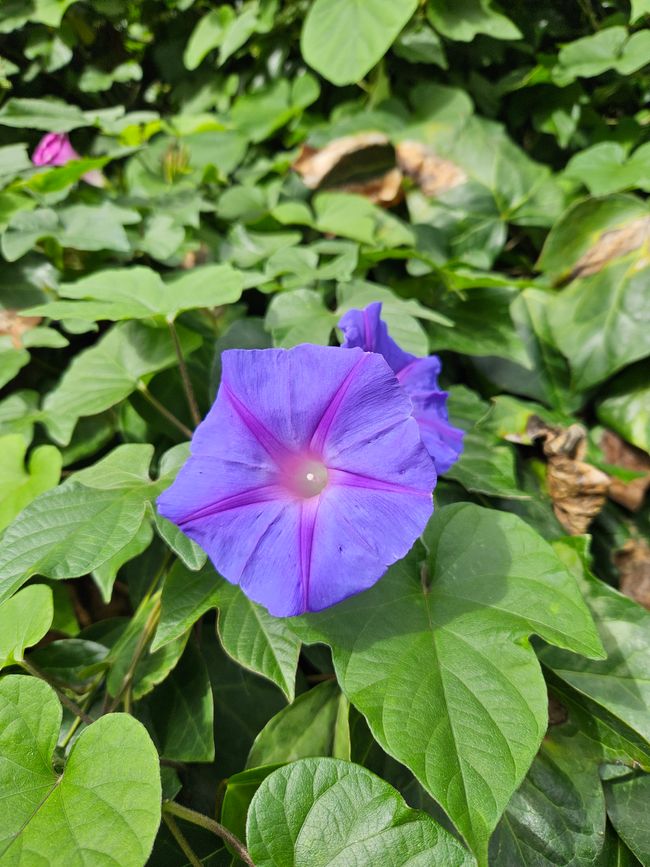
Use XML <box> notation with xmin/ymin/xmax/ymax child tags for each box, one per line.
<box><xmin>285</xmin><ymin>458</ymin><xmax>329</xmax><ymax>498</ymax></box>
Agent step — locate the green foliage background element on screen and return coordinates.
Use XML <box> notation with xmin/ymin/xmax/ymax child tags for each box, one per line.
<box><xmin>0</xmin><ymin>1</ymin><xmax>649</xmax><ymax>865</ymax></box>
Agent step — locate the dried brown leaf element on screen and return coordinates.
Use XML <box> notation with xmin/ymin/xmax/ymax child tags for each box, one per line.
<box><xmin>396</xmin><ymin>140</ymin><xmax>467</xmax><ymax>197</ymax></box>
<box><xmin>293</xmin><ymin>132</ymin><xmax>393</xmax><ymax>188</ymax></box>
<box><xmin>527</xmin><ymin>416</ymin><xmax>588</xmax><ymax>460</ymax></box>
<box><xmin>527</xmin><ymin>416</ymin><xmax>610</xmax><ymax>534</ymax></box>
<box><xmin>0</xmin><ymin>310</ymin><xmax>41</xmax><ymax>348</ymax></box>
<box><xmin>547</xmin><ymin>457</ymin><xmax>610</xmax><ymax>535</ymax></box>
<box><xmin>614</xmin><ymin>538</ymin><xmax>650</xmax><ymax>609</ymax></box>
<box><xmin>570</xmin><ymin>215</ymin><xmax>650</xmax><ymax>280</ymax></box>
<box><xmin>601</xmin><ymin>429</ymin><xmax>650</xmax><ymax>511</ymax></box>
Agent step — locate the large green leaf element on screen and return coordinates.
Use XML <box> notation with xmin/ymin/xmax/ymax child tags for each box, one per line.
<box><xmin>0</xmin><ymin>675</ymin><xmax>161</xmax><ymax>866</ymax></box>
<box><xmin>0</xmin><ymin>98</ymin><xmax>124</xmax><ymax>131</ymax></box>
<box><xmin>42</xmin><ymin>321</ymin><xmax>200</xmax><ymax>445</ymax></box>
<box><xmin>427</xmin><ymin>0</ymin><xmax>521</xmax><ymax>42</ymax></box>
<box><xmin>548</xmin><ymin>255</ymin><xmax>650</xmax><ymax>390</ymax></box>
<box><xmin>230</xmin><ymin>75</ymin><xmax>319</xmax><ymax>142</ymax></box>
<box><xmin>539</xmin><ymin>538</ymin><xmax>650</xmax><ymax>750</ymax></box>
<box><xmin>489</xmin><ymin>724</ymin><xmax>606</xmax><ymax>866</ymax></box>
<box><xmin>154</xmin><ymin>561</ymin><xmax>301</xmax><ymax>700</ymax></box>
<box><xmin>2</xmin><ymin>202</ymin><xmax>140</xmax><ymax>261</ymax></box>
<box><xmin>217</xmin><ymin>581</ymin><xmax>301</xmax><ymax>702</ymax></box>
<box><xmin>247</xmin><ymin>680</ymin><xmax>349</xmax><ymax>768</ymax></box>
<box><xmin>246</xmin><ymin>757</ymin><xmax>475</xmax><ymax>866</ymax></box>
<box><xmin>0</xmin><ymin>434</ymin><xmax>61</xmax><ymax>531</ymax></box>
<box><xmin>0</xmin><ymin>445</ymin><xmax>175</xmax><ymax>605</ymax></box>
<box><xmin>301</xmin><ymin>0</ymin><xmax>418</xmax><ymax>86</ymax></box>
<box><xmin>294</xmin><ymin>504</ymin><xmax>604</xmax><ymax>863</ymax></box>
<box><xmin>24</xmin><ymin>264</ymin><xmax>243</xmax><ymax>323</ymax></box>
<box><xmin>0</xmin><ymin>585</ymin><xmax>53</xmax><ymax>669</ymax></box>
<box><xmin>605</xmin><ymin>774</ymin><xmax>650</xmax><ymax>865</ymax></box>
<box><xmin>0</xmin><ymin>484</ymin><xmax>148</xmax><ymax>605</ymax></box>
<box><xmin>314</xmin><ymin>191</ymin><xmax>415</xmax><ymax>247</ymax></box>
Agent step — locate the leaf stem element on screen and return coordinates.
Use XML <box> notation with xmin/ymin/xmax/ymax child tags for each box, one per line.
<box><xmin>137</xmin><ymin>381</ymin><xmax>193</xmax><ymax>439</ymax></box>
<box><xmin>162</xmin><ymin>801</ymin><xmax>255</xmax><ymax>867</ymax></box>
<box><xmin>168</xmin><ymin>319</ymin><xmax>201</xmax><ymax>427</ymax></box>
<box><xmin>20</xmin><ymin>659</ymin><xmax>95</xmax><ymax>727</ymax></box>
<box><xmin>59</xmin><ymin>674</ymin><xmax>104</xmax><ymax>749</ymax></box>
<box><xmin>106</xmin><ymin>597</ymin><xmax>161</xmax><ymax>714</ymax></box>
<box><xmin>163</xmin><ymin>813</ymin><xmax>203</xmax><ymax>867</ymax></box>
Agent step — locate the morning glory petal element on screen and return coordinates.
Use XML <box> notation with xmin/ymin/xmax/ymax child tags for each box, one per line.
<box><xmin>303</xmin><ymin>482</ymin><xmax>433</xmax><ymax>612</ymax></box>
<box><xmin>338</xmin><ymin>302</ymin><xmax>413</xmax><ymax>374</ymax></box>
<box><xmin>339</xmin><ymin>301</ymin><xmax>464</xmax><ymax>474</ymax></box>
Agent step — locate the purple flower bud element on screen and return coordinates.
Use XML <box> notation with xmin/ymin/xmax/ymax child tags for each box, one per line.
<box><xmin>157</xmin><ymin>345</ymin><xmax>436</xmax><ymax>617</ymax></box>
<box><xmin>31</xmin><ymin>132</ymin><xmax>105</xmax><ymax>187</ymax></box>
<box><xmin>32</xmin><ymin>132</ymin><xmax>79</xmax><ymax>167</ymax></box>
<box><xmin>338</xmin><ymin>302</ymin><xmax>464</xmax><ymax>474</ymax></box>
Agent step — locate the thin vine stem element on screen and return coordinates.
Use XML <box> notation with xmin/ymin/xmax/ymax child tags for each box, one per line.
<box><xmin>20</xmin><ymin>659</ymin><xmax>95</xmax><ymax>726</ymax></box>
<box><xmin>59</xmin><ymin>674</ymin><xmax>104</xmax><ymax>749</ymax></box>
<box><xmin>137</xmin><ymin>381</ymin><xmax>193</xmax><ymax>439</ymax></box>
<box><xmin>106</xmin><ymin>597</ymin><xmax>161</xmax><ymax>714</ymax></box>
<box><xmin>162</xmin><ymin>801</ymin><xmax>255</xmax><ymax>867</ymax></box>
<box><xmin>163</xmin><ymin>813</ymin><xmax>203</xmax><ymax>867</ymax></box>
<box><xmin>168</xmin><ymin>318</ymin><xmax>201</xmax><ymax>427</ymax></box>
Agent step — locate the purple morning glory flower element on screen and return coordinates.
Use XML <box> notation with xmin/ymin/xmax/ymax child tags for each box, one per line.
<box><xmin>157</xmin><ymin>344</ymin><xmax>435</xmax><ymax>617</ymax></box>
<box><xmin>32</xmin><ymin>132</ymin><xmax>105</xmax><ymax>187</ymax></box>
<box><xmin>338</xmin><ymin>303</ymin><xmax>464</xmax><ymax>474</ymax></box>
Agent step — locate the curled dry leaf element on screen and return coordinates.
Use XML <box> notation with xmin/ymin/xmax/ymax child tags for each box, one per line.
<box><xmin>546</xmin><ymin>458</ymin><xmax>611</xmax><ymax>535</ymax></box>
<box><xmin>292</xmin><ymin>132</ymin><xmax>403</xmax><ymax>205</ymax></box>
<box><xmin>600</xmin><ymin>429</ymin><xmax>650</xmax><ymax>512</ymax></box>
<box><xmin>527</xmin><ymin>416</ymin><xmax>610</xmax><ymax>535</ymax></box>
<box><xmin>0</xmin><ymin>310</ymin><xmax>41</xmax><ymax>348</ymax></box>
<box><xmin>396</xmin><ymin>140</ymin><xmax>467</xmax><ymax>197</ymax></box>
<box><xmin>292</xmin><ymin>133</ymin><xmax>469</xmax><ymax>206</ymax></box>
<box><xmin>570</xmin><ymin>215</ymin><xmax>650</xmax><ymax>280</ymax></box>
<box><xmin>614</xmin><ymin>538</ymin><xmax>650</xmax><ymax>609</ymax></box>
<box><xmin>293</xmin><ymin>132</ymin><xmax>393</xmax><ymax>187</ymax></box>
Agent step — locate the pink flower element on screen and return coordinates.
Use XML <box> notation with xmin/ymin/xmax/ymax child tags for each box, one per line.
<box><xmin>31</xmin><ymin>132</ymin><xmax>105</xmax><ymax>187</ymax></box>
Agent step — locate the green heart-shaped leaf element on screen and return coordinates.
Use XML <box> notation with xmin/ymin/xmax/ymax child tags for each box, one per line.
<box><xmin>0</xmin><ymin>675</ymin><xmax>161</xmax><ymax>866</ymax></box>
<box><xmin>247</xmin><ymin>757</ymin><xmax>475</xmax><ymax>866</ymax></box>
<box><xmin>294</xmin><ymin>504</ymin><xmax>604</xmax><ymax>863</ymax></box>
